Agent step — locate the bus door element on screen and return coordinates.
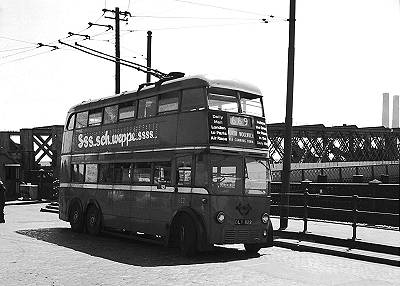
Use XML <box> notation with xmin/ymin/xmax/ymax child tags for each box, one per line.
<box><xmin>173</xmin><ymin>154</ymin><xmax>193</xmax><ymax>212</ymax></box>
<box><xmin>149</xmin><ymin>161</ymin><xmax>174</xmax><ymax>236</ymax></box>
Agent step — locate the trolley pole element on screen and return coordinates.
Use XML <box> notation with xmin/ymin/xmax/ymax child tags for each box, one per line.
<box><xmin>280</xmin><ymin>0</ymin><xmax>296</xmax><ymax>230</ymax></box>
<box><xmin>115</xmin><ymin>6</ymin><xmax>121</xmax><ymax>94</ymax></box>
<box><xmin>146</xmin><ymin>31</ymin><xmax>152</xmax><ymax>83</ymax></box>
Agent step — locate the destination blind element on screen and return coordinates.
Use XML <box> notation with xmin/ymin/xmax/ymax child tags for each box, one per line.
<box><xmin>208</xmin><ymin>111</ymin><xmax>268</xmax><ymax>149</ymax></box>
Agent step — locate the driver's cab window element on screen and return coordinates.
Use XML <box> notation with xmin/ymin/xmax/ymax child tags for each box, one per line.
<box><xmin>210</xmin><ymin>155</ymin><xmax>242</xmax><ymax>194</ymax></box>
<box><xmin>176</xmin><ymin>155</ymin><xmax>192</xmax><ymax>186</ymax></box>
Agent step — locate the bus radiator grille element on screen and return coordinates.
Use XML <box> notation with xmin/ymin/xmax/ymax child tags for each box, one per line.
<box><xmin>224</xmin><ymin>229</ymin><xmax>259</xmax><ymax>244</ymax></box>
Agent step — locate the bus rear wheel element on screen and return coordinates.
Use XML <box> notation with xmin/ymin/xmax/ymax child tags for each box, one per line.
<box><xmin>244</xmin><ymin>244</ymin><xmax>261</xmax><ymax>254</ymax></box>
<box><xmin>86</xmin><ymin>205</ymin><xmax>102</xmax><ymax>236</ymax></box>
<box><xmin>178</xmin><ymin>215</ymin><xmax>197</xmax><ymax>257</ymax></box>
<box><xmin>69</xmin><ymin>202</ymin><xmax>84</xmax><ymax>233</ymax></box>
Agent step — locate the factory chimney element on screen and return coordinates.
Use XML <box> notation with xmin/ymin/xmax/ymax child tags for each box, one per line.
<box><xmin>393</xmin><ymin>95</ymin><xmax>399</xmax><ymax>128</ymax></box>
<box><xmin>382</xmin><ymin>93</ymin><xmax>390</xmax><ymax>128</ymax></box>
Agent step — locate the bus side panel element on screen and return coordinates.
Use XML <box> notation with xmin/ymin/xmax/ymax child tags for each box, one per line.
<box><xmin>96</xmin><ymin>187</ymin><xmax>114</xmax><ymax>229</ymax></box>
<box><xmin>131</xmin><ymin>187</ymin><xmax>151</xmax><ymax>233</ymax></box>
<box><xmin>177</xmin><ymin>111</ymin><xmax>208</xmax><ymax>145</ymax></box>
<box><xmin>112</xmin><ymin>188</ymin><xmax>133</xmax><ymax>231</ymax></box>
<box><xmin>157</xmin><ymin>114</ymin><xmax>178</xmax><ymax>147</ymax></box>
<box><xmin>58</xmin><ymin>187</ymin><xmax>69</xmax><ymax>221</ymax></box>
<box><xmin>149</xmin><ymin>186</ymin><xmax>175</xmax><ymax>236</ymax></box>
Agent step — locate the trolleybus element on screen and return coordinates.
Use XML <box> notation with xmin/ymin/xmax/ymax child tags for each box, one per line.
<box><xmin>59</xmin><ymin>74</ymin><xmax>273</xmax><ymax>256</ymax></box>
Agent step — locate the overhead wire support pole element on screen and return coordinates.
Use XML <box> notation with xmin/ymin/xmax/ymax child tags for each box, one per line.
<box><xmin>146</xmin><ymin>31</ymin><xmax>152</xmax><ymax>83</ymax></box>
<box><xmin>280</xmin><ymin>0</ymin><xmax>296</xmax><ymax>230</ymax></box>
<box><xmin>115</xmin><ymin>6</ymin><xmax>121</xmax><ymax>95</ymax></box>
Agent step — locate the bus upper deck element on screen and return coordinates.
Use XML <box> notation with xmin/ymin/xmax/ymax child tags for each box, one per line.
<box><xmin>61</xmin><ymin>74</ymin><xmax>268</xmax><ymax>155</ymax></box>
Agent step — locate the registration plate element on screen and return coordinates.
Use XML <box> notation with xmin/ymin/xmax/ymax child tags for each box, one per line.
<box><xmin>235</xmin><ymin>219</ymin><xmax>252</xmax><ymax>225</ymax></box>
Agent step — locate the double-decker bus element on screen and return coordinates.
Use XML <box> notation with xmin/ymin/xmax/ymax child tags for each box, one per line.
<box><xmin>59</xmin><ymin>74</ymin><xmax>273</xmax><ymax>256</ymax></box>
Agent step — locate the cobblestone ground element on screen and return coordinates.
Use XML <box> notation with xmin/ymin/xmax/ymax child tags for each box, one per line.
<box><xmin>1</xmin><ymin>204</ymin><xmax>399</xmax><ymax>286</ymax></box>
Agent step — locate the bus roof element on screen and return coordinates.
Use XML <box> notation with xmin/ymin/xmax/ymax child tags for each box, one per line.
<box><xmin>67</xmin><ymin>74</ymin><xmax>262</xmax><ymax>114</ymax></box>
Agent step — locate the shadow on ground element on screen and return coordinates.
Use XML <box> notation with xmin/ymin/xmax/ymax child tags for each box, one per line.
<box><xmin>16</xmin><ymin>228</ymin><xmax>265</xmax><ymax>266</ymax></box>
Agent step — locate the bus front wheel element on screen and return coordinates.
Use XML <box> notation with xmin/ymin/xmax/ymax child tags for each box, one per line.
<box><xmin>178</xmin><ymin>215</ymin><xmax>197</xmax><ymax>257</ymax></box>
<box><xmin>69</xmin><ymin>202</ymin><xmax>84</xmax><ymax>233</ymax></box>
<box><xmin>244</xmin><ymin>244</ymin><xmax>261</xmax><ymax>254</ymax></box>
<box><xmin>86</xmin><ymin>205</ymin><xmax>102</xmax><ymax>236</ymax></box>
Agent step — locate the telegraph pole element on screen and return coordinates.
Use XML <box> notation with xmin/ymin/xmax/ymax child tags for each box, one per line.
<box><xmin>280</xmin><ymin>0</ymin><xmax>296</xmax><ymax>230</ymax></box>
<box><xmin>146</xmin><ymin>31</ymin><xmax>152</xmax><ymax>83</ymax></box>
<box><xmin>115</xmin><ymin>6</ymin><xmax>121</xmax><ymax>94</ymax></box>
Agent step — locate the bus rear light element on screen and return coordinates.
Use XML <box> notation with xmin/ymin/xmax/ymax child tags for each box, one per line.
<box><xmin>261</xmin><ymin>213</ymin><xmax>269</xmax><ymax>224</ymax></box>
<box><xmin>263</xmin><ymin>230</ymin><xmax>268</xmax><ymax>237</ymax></box>
<box><xmin>216</xmin><ymin>211</ymin><xmax>225</xmax><ymax>223</ymax></box>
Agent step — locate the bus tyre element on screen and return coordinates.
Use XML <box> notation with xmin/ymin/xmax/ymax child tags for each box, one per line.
<box><xmin>178</xmin><ymin>215</ymin><xmax>197</xmax><ymax>257</ymax></box>
<box><xmin>86</xmin><ymin>205</ymin><xmax>102</xmax><ymax>236</ymax></box>
<box><xmin>69</xmin><ymin>202</ymin><xmax>84</xmax><ymax>233</ymax></box>
<box><xmin>244</xmin><ymin>244</ymin><xmax>261</xmax><ymax>254</ymax></box>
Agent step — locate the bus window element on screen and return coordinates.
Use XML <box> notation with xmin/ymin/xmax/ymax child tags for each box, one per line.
<box><xmin>158</xmin><ymin>91</ymin><xmax>179</xmax><ymax>113</ymax></box>
<box><xmin>244</xmin><ymin>157</ymin><xmax>268</xmax><ymax>195</ymax></box>
<box><xmin>104</xmin><ymin>105</ymin><xmax>118</xmax><ymax>124</ymax></box>
<box><xmin>210</xmin><ymin>155</ymin><xmax>242</xmax><ymax>194</ymax></box>
<box><xmin>71</xmin><ymin>164</ymin><xmax>85</xmax><ymax>182</ymax></box>
<box><xmin>114</xmin><ymin>163</ymin><xmax>132</xmax><ymax>183</ymax></box>
<box><xmin>98</xmin><ymin>163</ymin><xmax>114</xmax><ymax>183</ymax></box>
<box><xmin>240</xmin><ymin>92</ymin><xmax>264</xmax><ymax>117</ymax></box>
<box><xmin>75</xmin><ymin>111</ymin><xmax>88</xmax><ymax>129</ymax></box>
<box><xmin>85</xmin><ymin>164</ymin><xmax>98</xmax><ymax>183</ymax></box>
<box><xmin>138</xmin><ymin>96</ymin><xmax>157</xmax><ymax>118</ymax></box>
<box><xmin>88</xmin><ymin>109</ymin><xmax>103</xmax><ymax>126</ymax></box>
<box><xmin>181</xmin><ymin>88</ymin><xmax>205</xmax><ymax>112</ymax></box>
<box><xmin>119</xmin><ymin>101</ymin><xmax>136</xmax><ymax>121</ymax></box>
<box><xmin>154</xmin><ymin>162</ymin><xmax>171</xmax><ymax>185</ymax></box>
<box><xmin>194</xmin><ymin>154</ymin><xmax>207</xmax><ymax>187</ymax></box>
<box><xmin>208</xmin><ymin>88</ymin><xmax>238</xmax><ymax>112</ymax></box>
<box><xmin>177</xmin><ymin>155</ymin><xmax>192</xmax><ymax>186</ymax></box>
<box><xmin>133</xmin><ymin>162</ymin><xmax>151</xmax><ymax>183</ymax></box>
<box><xmin>67</xmin><ymin>114</ymin><xmax>75</xmax><ymax>130</ymax></box>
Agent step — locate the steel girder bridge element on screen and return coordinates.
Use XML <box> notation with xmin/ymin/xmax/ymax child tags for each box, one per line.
<box><xmin>267</xmin><ymin>124</ymin><xmax>400</xmax><ymax>164</ymax></box>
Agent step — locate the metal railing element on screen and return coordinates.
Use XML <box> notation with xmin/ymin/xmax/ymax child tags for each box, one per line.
<box><xmin>271</xmin><ymin>181</ymin><xmax>400</xmax><ymax>239</ymax></box>
<box><xmin>271</xmin><ymin>162</ymin><xmax>399</xmax><ymax>183</ymax></box>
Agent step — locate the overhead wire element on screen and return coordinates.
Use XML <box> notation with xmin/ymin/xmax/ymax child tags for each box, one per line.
<box><xmin>172</xmin><ymin>0</ymin><xmax>266</xmax><ymax>16</ymax></box>
<box><xmin>0</xmin><ymin>49</ymin><xmax>56</xmax><ymax>66</ymax></box>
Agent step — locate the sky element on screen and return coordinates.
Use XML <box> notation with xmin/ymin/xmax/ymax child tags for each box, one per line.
<box><xmin>0</xmin><ymin>0</ymin><xmax>400</xmax><ymax>131</ymax></box>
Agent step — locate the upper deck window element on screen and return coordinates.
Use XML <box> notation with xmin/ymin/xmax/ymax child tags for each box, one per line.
<box><xmin>67</xmin><ymin>114</ymin><xmax>75</xmax><ymax>130</ymax></box>
<box><xmin>75</xmin><ymin>111</ymin><xmax>88</xmax><ymax>129</ymax></box>
<box><xmin>119</xmin><ymin>101</ymin><xmax>136</xmax><ymax>121</ymax></box>
<box><xmin>138</xmin><ymin>96</ymin><xmax>157</xmax><ymax>118</ymax></box>
<box><xmin>104</xmin><ymin>105</ymin><xmax>118</xmax><ymax>124</ymax></box>
<box><xmin>158</xmin><ymin>91</ymin><xmax>179</xmax><ymax>113</ymax></box>
<box><xmin>240</xmin><ymin>92</ymin><xmax>264</xmax><ymax>117</ymax></box>
<box><xmin>88</xmin><ymin>109</ymin><xmax>102</xmax><ymax>126</ymax></box>
<box><xmin>208</xmin><ymin>88</ymin><xmax>238</xmax><ymax>113</ymax></box>
<box><xmin>181</xmin><ymin>88</ymin><xmax>205</xmax><ymax>111</ymax></box>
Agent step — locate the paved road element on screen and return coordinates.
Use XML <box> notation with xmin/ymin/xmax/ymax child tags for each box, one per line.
<box><xmin>1</xmin><ymin>204</ymin><xmax>399</xmax><ymax>286</ymax></box>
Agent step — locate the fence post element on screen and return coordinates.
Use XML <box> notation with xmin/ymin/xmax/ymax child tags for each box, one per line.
<box><xmin>352</xmin><ymin>194</ymin><xmax>358</xmax><ymax>241</ymax></box>
<box><xmin>301</xmin><ymin>179</ymin><xmax>312</xmax><ymax>233</ymax></box>
<box><xmin>369</xmin><ymin>179</ymin><xmax>381</xmax><ymax>217</ymax></box>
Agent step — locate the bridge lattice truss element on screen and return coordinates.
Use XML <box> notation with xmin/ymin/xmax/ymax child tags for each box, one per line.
<box><xmin>267</xmin><ymin>124</ymin><xmax>400</xmax><ymax>163</ymax></box>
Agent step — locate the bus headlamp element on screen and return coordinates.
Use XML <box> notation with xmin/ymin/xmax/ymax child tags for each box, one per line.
<box><xmin>216</xmin><ymin>211</ymin><xmax>225</xmax><ymax>223</ymax></box>
<box><xmin>261</xmin><ymin>213</ymin><xmax>269</xmax><ymax>224</ymax></box>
